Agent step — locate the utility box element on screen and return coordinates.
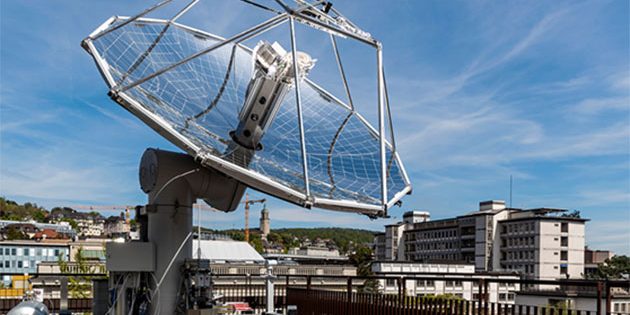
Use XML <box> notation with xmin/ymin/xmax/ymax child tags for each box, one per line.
<box><xmin>106</xmin><ymin>242</ymin><xmax>155</xmax><ymax>272</ymax></box>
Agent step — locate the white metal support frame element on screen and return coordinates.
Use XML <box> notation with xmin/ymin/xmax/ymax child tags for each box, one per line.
<box><xmin>289</xmin><ymin>17</ymin><xmax>312</xmax><ymax>203</ymax></box>
<box><xmin>330</xmin><ymin>34</ymin><xmax>354</xmax><ymax>110</ymax></box>
<box><xmin>83</xmin><ymin>0</ymin><xmax>412</xmax><ymax>217</ymax></box>
<box><xmin>89</xmin><ymin>0</ymin><xmax>174</xmax><ymax>40</ymax></box>
<box><xmin>116</xmin><ymin>13</ymin><xmax>289</xmax><ymax>93</ymax></box>
<box><xmin>376</xmin><ymin>44</ymin><xmax>388</xmax><ymax>212</ymax></box>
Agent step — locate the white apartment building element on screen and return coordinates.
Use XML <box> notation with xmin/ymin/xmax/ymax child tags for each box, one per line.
<box><xmin>373</xmin><ymin>200</ymin><xmax>588</xmax><ymax>281</ymax></box>
<box><xmin>499</xmin><ymin>211</ymin><xmax>586</xmax><ymax>280</ymax></box>
<box><xmin>374</xmin><ymin>211</ymin><xmax>430</xmax><ymax>261</ymax></box>
<box><xmin>372</xmin><ymin>262</ymin><xmax>521</xmax><ymax>304</ymax></box>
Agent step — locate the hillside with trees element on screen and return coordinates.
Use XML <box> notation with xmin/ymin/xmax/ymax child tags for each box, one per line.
<box><xmin>199</xmin><ymin>227</ymin><xmax>376</xmax><ymax>254</ymax></box>
<box><xmin>0</xmin><ymin>197</ymin><xmax>49</xmax><ymax>222</ymax></box>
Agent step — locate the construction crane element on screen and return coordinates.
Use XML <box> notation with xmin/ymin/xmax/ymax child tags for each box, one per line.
<box><xmin>241</xmin><ymin>193</ymin><xmax>266</xmax><ymax>242</ymax></box>
<box><xmin>67</xmin><ymin>203</ymin><xmax>218</xmax><ymax>212</ymax></box>
<box><xmin>67</xmin><ymin>199</ymin><xmax>265</xmax><ymax>242</ymax></box>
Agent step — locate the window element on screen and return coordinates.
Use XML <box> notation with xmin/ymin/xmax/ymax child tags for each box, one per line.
<box><xmin>499</xmin><ymin>293</ymin><xmax>507</xmax><ymax>301</ymax></box>
<box><xmin>386</xmin><ymin>279</ymin><xmax>396</xmax><ymax>287</ymax></box>
<box><xmin>561</xmin><ymin>237</ymin><xmax>568</xmax><ymax>247</ymax></box>
<box><xmin>560</xmin><ymin>251</ymin><xmax>568</xmax><ymax>261</ymax></box>
<box><xmin>11</xmin><ymin>248</ymin><xmax>16</xmax><ymax>255</ymax></box>
<box><xmin>36</xmin><ymin>249</ymin><xmax>42</xmax><ymax>256</ymax></box>
<box><xmin>23</xmin><ymin>249</ymin><xmax>29</xmax><ymax>256</ymax></box>
<box><xmin>0</xmin><ymin>261</ymin><xmax>3</xmax><ymax>268</ymax></box>
<box><xmin>560</xmin><ymin>265</ymin><xmax>568</xmax><ymax>275</ymax></box>
<box><xmin>17</xmin><ymin>261</ymin><xmax>22</xmax><ymax>268</ymax></box>
<box><xmin>425</xmin><ymin>280</ymin><xmax>435</xmax><ymax>287</ymax></box>
<box><xmin>3</xmin><ymin>248</ymin><xmax>8</xmax><ymax>255</ymax></box>
<box><xmin>561</xmin><ymin>222</ymin><xmax>568</xmax><ymax>233</ymax></box>
<box><xmin>4</xmin><ymin>261</ymin><xmax>8</xmax><ymax>268</ymax></box>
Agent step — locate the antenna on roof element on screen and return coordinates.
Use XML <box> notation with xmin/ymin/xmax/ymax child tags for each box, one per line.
<box><xmin>510</xmin><ymin>175</ymin><xmax>513</xmax><ymax>208</ymax></box>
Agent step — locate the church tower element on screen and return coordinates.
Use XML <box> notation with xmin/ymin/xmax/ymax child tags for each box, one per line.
<box><xmin>259</xmin><ymin>205</ymin><xmax>270</xmax><ymax>240</ymax></box>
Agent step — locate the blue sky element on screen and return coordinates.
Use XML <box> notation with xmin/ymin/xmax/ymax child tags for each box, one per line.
<box><xmin>0</xmin><ymin>1</ymin><xmax>628</xmax><ymax>254</ymax></box>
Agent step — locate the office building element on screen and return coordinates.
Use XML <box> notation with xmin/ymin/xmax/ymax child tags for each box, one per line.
<box><xmin>373</xmin><ymin>261</ymin><xmax>521</xmax><ymax>303</ymax></box>
<box><xmin>0</xmin><ymin>240</ymin><xmax>69</xmax><ymax>274</ymax></box>
<box><xmin>374</xmin><ymin>200</ymin><xmax>588</xmax><ymax>281</ymax></box>
<box><xmin>373</xmin><ymin>211</ymin><xmax>430</xmax><ymax>261</ymax></box>
<box><xmin>583</xmin><ymin>247</ymin><xmax>613</xmax><ymax>276</ymax></box>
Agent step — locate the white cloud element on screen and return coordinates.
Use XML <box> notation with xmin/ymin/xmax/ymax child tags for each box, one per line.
<box><xmin>586</xmin><ymin>220</ymin><xmax>630</xmax><ymax>255</ymax></box>
<box><xmin>573</xmin><ymin>97</ymin><xmax>629</xmax><ymax>114</ymax></box>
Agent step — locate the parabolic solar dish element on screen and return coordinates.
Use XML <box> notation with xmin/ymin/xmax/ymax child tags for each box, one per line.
<box><xmin>82</xmin><ymin>1</ymin><xmax>411</xmax><ymax>217</ymax></box>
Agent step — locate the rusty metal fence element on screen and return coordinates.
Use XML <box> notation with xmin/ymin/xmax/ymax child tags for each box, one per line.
<box><xmin>0</xmin><ymin>273</ymin><xmax>628</xmax><ymax>314</ymax></box>
<box><xmin>283</xmin><ymin>275</ymin><xmax>630</xmax><ymax>315</ymax></box>
<box><xmin>287</xmin><ymin>287</ymin><xmax>594</xmax><ymax>315</ymax></box>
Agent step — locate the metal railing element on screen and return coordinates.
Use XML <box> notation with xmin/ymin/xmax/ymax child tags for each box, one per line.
<box><xmin>0</xmin><ymin>273</ymin><xmax>628</xmax><ymax>314</ymax></box>
<box><xmin>0</xmin><ymin>272</ymin><xmax>106</xmax><ymax>314</ymax></box>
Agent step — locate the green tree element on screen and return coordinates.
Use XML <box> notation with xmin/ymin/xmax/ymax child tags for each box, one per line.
<box><xmin>0</xmin><ymin>197</ymin><xmax>48</xmax><ymax>222</ymax></box>
<box><xmin>250</xmin><ymin>236</ymin><xmax>264</xmax><ymax>253</ymax></box>
<box><xmin>58</xmin><ymin>247</ymin><xmax>98</xmax><ymax>298</ymax></box>
<box><xmin>591</xmin><ymin>255</ymin><xmax>630</xmax><ymax>279</ymax></box>
<box><xmin>561</xmin><ymin>210</ymin><xmax>581</xmax><ymax>218</ymax></box>
<box><xmin>60</xmin><ymin>218</ymin><xmax>78</xmax><ymax>230</ymax></box>
<box><xmin>349</xmin><ymin>245</ymin><xmax>379</xmax><ymax>293</ymax></box>
<box><xmin>5</xmin><ymin>226</ymin><xmax>27</xmax><ymax>240</ymax></box>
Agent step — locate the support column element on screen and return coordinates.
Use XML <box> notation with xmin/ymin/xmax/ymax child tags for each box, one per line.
<box><xmin>139</xmin><ymin>148</ymin><xmax>246</xmax><ymax>314</ymax></box>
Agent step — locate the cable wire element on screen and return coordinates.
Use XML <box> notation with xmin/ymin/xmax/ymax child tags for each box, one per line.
<box><xmin>151</xmin><ymin>231</ymin><xmax>193</xmax><ymax>315</ymax></box>
<box><xmin>152</xmin><ymin>168</ymin><xmax>200</xmax><ymax>200</ymax></box>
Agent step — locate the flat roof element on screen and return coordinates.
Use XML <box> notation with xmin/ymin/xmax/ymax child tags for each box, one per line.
<box><xmin>500</xmin><ymin>216</ymin><xmax>589</xmax><ymax>223</ymax></box>
<box><xmin>192</xmin><ymin>240</ymin><xmax>264</xmax><ymax>263</ymax></box>
<box><xmin>0</xmin><ymin>240</ymin><xmax>69</xmax><ymax>247</ymax></box>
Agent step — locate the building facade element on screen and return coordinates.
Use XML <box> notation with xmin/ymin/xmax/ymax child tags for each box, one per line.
<box><xmin>515</xmin><ymin>289</ymin><xmax>630</xmax><ymax>314</ymax></box>
<box><xmin>372</xmin><ymin>262</ymin><xmax>521</xmax><ymax>304</ymax></box>
<box><xmin>374</xmin><ymin>200</ymin><xmax>588</xmax><ymax>281</ymax></box>
<box><xmin>0</xmin><ymin>240</ymin><xmax>69</xmax><ymax>274</ymax></box>
<box><xmin>104</xmin><ymin>216</ymin><xmax>130</xmax><ymax>238</ymax></box>
<box><xmin>0</xmin><ymin>220</ymin><xmax>75</xmax><ymax>239</ymax></box>
<box><xmin>374</xmin><ymin>211</ymin><xmax>430</xmax><ymax>261</ymax></box>
<box><xmin>583</xmin><ymin>247</ymin><xmax>613</xmax><ymax>276</ymax></box>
